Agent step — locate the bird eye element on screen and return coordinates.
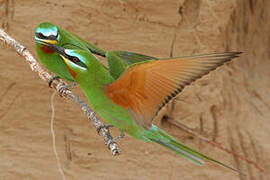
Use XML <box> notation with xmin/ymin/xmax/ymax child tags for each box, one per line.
<box><xmin>38</xmin><ymin>32</ymin><xmax>44</xmax><ymax>39</ymax></box>
<box><xmin>37</xmin><ymin>32</ymin><xmax>47</xmax><ymax>39</ymax></box>
<box><xmin>69</xmin><ymin>55</ymin><xmax>87</xmax><ymax>69</ymax></box>
<box><xmin>73</xmin><ymin>57</ymin><xmax>79</xmax><ymax>62</ymax></box>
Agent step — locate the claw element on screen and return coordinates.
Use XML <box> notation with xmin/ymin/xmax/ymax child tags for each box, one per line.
<box><xmin>58</xmin><ymin>84</ymin><xmax>71</xmax><ymax>97</ymax></box>
<box><xmin>106</xmin><ymin>131</ymin><xmax>125</xmax><ymax>150</ymax></box>
<box><xmin>58</xmin><ymin>82</ymin><xmax>77</xmax><ymax>97</ymax></box>
<box><xmin>97</xmin><ymin>124</ymin><xmax>113</xmax><ymax>134</ymax></box>
<box><xmin>48</xmin><ymin>76</ymin><xmax>60</xmax><ymax>88</ymax></box>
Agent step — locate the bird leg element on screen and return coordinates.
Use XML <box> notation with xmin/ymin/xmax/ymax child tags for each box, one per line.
<box><xmin>48</xmin><ymin>75</ymin><xmax>60</xmax><ymax>87</ymax></box>
<box><xmin>113</xmin><ymin>131</ymin><xmax>125</xmax><ymax>142</ymax></box>
<box><xmin>97</xmin><ymin>124</ymin><xmax>125</xmax><ymax>142</ymax></box>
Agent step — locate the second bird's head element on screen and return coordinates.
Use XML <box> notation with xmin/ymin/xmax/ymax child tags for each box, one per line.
<box><xmin>35</xmin><ymin>22</ymin><xmax>60</xmax><ymax>52</ymax></box>
<box><xmin>37</xmin><ymin>41</ymin><xmax>90</xmax><ymax>79</ymax></box>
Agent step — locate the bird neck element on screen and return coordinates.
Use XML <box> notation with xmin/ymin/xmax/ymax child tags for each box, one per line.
<box><xmin>75</xmin><ymin>61</ymin><xmax>114</xmax><ymax>102</ymax></box>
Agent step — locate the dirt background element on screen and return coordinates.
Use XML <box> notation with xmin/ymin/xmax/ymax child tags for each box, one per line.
<box><xmin>0</xmin><ymin>0</ymin><xmax>269</xmax><ymax>179</ymax></box>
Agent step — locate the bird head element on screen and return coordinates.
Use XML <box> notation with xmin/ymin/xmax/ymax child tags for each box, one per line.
<box><xmin>38</xmin><ymin>41</ymin><xmax>89</xmax><ymax>79</ymax></box>
<box><xmin>35</xmin><ymin>22</ymin><xmax>60</xmax><ymax>53</ymax></box>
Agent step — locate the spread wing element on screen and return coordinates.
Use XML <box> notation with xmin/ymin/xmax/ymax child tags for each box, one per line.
<box><xmin>106</xmin><ymin>52</ymin><xmax>241</xmax><ymax>129</ymax></box>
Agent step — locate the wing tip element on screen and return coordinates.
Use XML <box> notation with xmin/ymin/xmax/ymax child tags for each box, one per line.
<box><xmin>229</xmin><ymin>51</ymin><xmax>243</xmax><ymax>54</ymax></box>
<box><xmin>228</xmin><ymin>51</ymin><xmax>243</xmax><ymax>58</ymax></box>
<box><xmin>213</xmin><ymin>51</ymin><xmax>242</xmax><ymax>58</ymax></box>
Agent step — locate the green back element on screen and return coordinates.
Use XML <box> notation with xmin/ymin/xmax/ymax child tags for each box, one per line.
<box><xmin>106</xmin><ymin>51</ymin><xmax>158</xmax><ymax>79</ymax></box>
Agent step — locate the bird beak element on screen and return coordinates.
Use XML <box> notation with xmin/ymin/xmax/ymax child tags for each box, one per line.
<box><xmin>36</xmin><ymin>41</ymin><xmax>76</xmax><ymax>74</ymax></box>
<box><xmin>36</xmin><ymin>40</ymin><xmax>67</xmax><ymax>57</ymax></box>
<box><xmin>35</xmin><ymin>36</ymin><xmax>58</xmax><ymax>46</ymax></box>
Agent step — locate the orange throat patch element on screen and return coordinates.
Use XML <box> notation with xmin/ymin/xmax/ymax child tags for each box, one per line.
<box><xmin>40</xmin><ymin>46</ymin><xmax>55</xmax><ymax>54</ymax></box>
<box><xmin>66</xmin><ymin>63</ymin><xmax>77</xmax><ymax>78</ymax></box>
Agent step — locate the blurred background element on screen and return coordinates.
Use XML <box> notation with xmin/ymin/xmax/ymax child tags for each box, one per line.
<box><xmin>0</xmin><ymin>0</ymin><xmax>269</xmax><ymax>179</ymax></box>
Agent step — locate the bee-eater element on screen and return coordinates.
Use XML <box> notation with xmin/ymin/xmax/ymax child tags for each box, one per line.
<box><xmin>39</xmin><ymin>40</ymin><xmax>242</xmax><ymax>173</ymax></box>
<box><xmin>35</xmin><ymin>22</ymin><xmax>157</xmax><ymax>82</ymax></box>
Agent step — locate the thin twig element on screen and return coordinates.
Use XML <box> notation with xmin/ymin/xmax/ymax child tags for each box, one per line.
<box><xmin>0</xmin><ymin>28</ymin><xmax>120</xmax><ymax>155</ymax></box>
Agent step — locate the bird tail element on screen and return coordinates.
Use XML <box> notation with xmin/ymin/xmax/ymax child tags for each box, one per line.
<box><xmin>145</xmin><ymin>125</ymin><xmax>243</xmax><ymax>174</ymax></box>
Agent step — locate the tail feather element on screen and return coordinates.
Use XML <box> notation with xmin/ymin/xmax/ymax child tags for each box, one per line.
<box><xmin>149</xmin><ymin>138</ymin><xmax>204</xmax><ymax>166</ymax></box>
<box><xmin>146</xmin><ymin>125</ymin><xmax>245</xmax><ymax>175</ymax></box>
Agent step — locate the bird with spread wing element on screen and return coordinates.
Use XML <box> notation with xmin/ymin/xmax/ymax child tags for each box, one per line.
<box><xmin>37</xmin><ymin>39</ymin><xmax>242</xmax><ymax>174</ymax></box>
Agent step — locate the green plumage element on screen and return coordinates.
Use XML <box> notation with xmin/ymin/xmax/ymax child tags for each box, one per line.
<box><xmin>105</xmin><ymin>51</ymin><xmax>158</xmax><ymax>79</ymax></box>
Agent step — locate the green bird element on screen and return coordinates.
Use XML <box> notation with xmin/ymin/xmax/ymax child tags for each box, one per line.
<box><xmin>35</xmin><ymin>22</ymin><xmax>157</xmax><ymax>83</ymax></box>
<box><xmin>39</xmin><ymin>41</ymin><xmax>242</xmax><ymax>173</ymax></box>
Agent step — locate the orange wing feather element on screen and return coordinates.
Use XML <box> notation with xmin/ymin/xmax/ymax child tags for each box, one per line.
<box><xmin>106</xmin><ymin>52</ymin><xmax>241</xmax><ymax>129</ymax></box>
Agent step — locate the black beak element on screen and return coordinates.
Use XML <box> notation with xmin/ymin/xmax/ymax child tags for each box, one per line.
<box><xmin>36</xmin><ymin>40</ymin><xmax>67</xmax><ymax>58</ymax></box>
<box><xmin>37</xmin><ymin>40</ymin><xmax>88</xmax><ymax>70</ymax></box>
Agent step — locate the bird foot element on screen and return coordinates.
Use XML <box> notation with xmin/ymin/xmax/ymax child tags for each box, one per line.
<box><xmin>97</xmin><ymin>125</ymin><xmax>125</xmax><ymax>145</ymax></box>
<box><xmin>97</xmin><ymin>124</ymin><xmax>114</xmax><ymax>134</ymax></box>
<box><xmin>48</xmin><ymin>76</ymin><xmax>60</xmax><ymax>88</ymax></box>
<box><xmin>58</xmin><ymin>82</ymin><xmax>76</xmax><ymax>97</ymax></box>
<box><xmin>106</xmin><ymin>131</ymin><xmax>125</xmax><ymax>150</ymax></box>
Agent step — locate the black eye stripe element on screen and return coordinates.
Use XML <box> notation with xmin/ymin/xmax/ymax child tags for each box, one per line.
<box><xmin>47</xmin><ymin>35</ymin><xmax>57</xmax><ymax>40</ymax></box>
<box><xmin>36</xmin><ymin>32</ymin><xmax>58</xmax><ymax>40</ymax></box>
<box><xmin>67</xmin><ymin>55</ymin><xmax>87</xmax><ymax>69</ymax></box>
<box><xmin>36</xmin><ymin>32</ymin><xmax>46</xmax><ymax>39</ymax></box>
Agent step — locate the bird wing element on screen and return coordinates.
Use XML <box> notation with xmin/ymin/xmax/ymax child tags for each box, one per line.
<box><xmin>105</xmin><ymin>51</ymin><xmax>158</xmax><ymax>79</ymax></box>
<box><xmin>106</xmin><ymin>52</ymin><xmax>241</xmax><ymax>129</ymax></box>
<box><xmin>108</xmin><ymin>51</ymin><xmax>158</xmax><ymax>64</ymax></box>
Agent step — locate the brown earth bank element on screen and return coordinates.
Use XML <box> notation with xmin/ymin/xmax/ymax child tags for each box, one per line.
<box><xmin>0</xmin><ymin>0</ymin><xmax>269</xmax><ymax>179</ymax></box>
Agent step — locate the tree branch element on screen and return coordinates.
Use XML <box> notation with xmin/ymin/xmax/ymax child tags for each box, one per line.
<box><xmin>0</xmin><ymin>28</ymin><xmax>120</xmax><ymax>155</ymax></box>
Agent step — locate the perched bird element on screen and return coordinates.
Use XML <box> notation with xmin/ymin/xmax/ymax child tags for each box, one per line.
<box><xmin>39</xmin><ymin>40</ymin><xmax>242</xmax><ymax>173</ymax></box>
<box><xmin>35</xmin><ymin>22</ymin><xmax>157</xmax><ymax>83</ymax></box>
